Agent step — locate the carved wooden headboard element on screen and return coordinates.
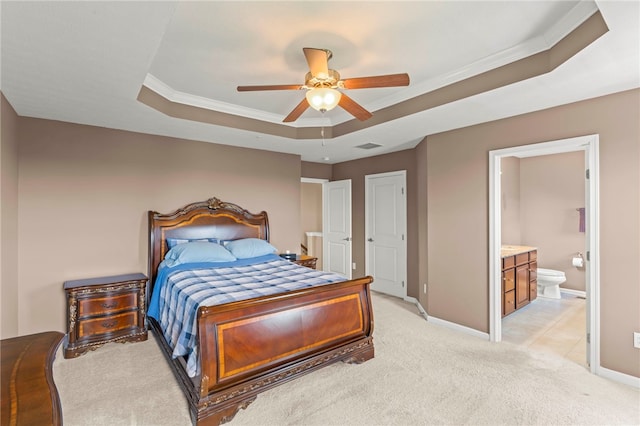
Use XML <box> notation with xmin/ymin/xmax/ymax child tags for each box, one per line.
<box><xmin>147</xmin><ymin>197</ymin><xmax>269</xmax><ymax>291</ymax></box>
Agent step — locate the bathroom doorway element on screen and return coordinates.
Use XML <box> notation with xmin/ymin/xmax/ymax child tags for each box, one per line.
<box><xmin>489</xmin><ymin>134</ymin><xmax>600</xmax><ymax>374</ymax></box>
<box><xmin>500</xmin><ymin>151</ymin><xmax>587</xmax><ymax>366</ymax></box>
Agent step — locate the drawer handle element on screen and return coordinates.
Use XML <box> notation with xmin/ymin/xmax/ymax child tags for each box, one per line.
<box><xmin>101</xmin><ymin>302</ymin><xmax>118</xmax><ymax>309</ymax></box>
<box><xmin>101</xmin><ymin>321</ymin><xmax>117</xmax><ymax>329</ymax></box>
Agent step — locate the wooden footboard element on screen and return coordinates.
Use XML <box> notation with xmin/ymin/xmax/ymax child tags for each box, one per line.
<box><xmin>151</xmin><ymin>276</ymin><xmax>374</xmax><ymax>426</ymax></box>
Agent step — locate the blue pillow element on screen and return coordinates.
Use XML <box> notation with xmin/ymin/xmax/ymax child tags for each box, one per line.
<box><xmin>163</xmin><ymin>241</ymin><xmax>236</xmax><ymax>267</ymax></box>
<box><xmin>225</xmin><ymin>238</ymin><xmax>276</xmax><ymax>259</ymax></box>
<box><xmin>167</xmin><ymin>237</ymin><xmax>220</xmax><ymax>249</ymax></box>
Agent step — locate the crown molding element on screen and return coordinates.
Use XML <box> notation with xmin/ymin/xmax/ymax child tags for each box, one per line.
<box><xmin>369</xmin><ymin>1</ymin><xmax>600</xmax><ymax>111</ymax></box>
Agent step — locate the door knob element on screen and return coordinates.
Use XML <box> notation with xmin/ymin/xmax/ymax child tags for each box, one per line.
<box><xmin>368</xmin><ymin>238</ymin><xmax>374</xmax><ymax>242</ymax></box>
<box><xmin>342</xmin><ymin>237</ymin><xmax>351</xmax><ymax>241</ymax></box>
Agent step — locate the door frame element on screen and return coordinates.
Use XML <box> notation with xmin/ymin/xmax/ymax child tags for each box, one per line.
<box><xmin>365</xmin><ymin>170</ymin><xmax>408</xmax><ymax>298</ymax></box>
<box><xmin>489</xmin><ymin>134</ymin><xmax>600</xmax><ymax>374</ymax></box>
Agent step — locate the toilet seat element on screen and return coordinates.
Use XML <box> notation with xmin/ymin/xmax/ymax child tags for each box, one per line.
<box><xmin>537</xmin><ymin>268</ymin><xmax>566</xmax><ymax>278</ymax></box>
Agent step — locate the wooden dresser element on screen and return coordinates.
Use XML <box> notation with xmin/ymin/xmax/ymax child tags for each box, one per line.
<box><xmin>1</xmin><ymin>331</ymin><xmax>64</xmax><ymax>426</ymax></box>
<box><xmin>501</xmin><ymin>246</ymin><xmax>537</xmax><ymax>317</ymax></box>
<box><xmin>63</xmin><ymin>273</ymin><xmax>148</xmax><ymax>358</ymax></box>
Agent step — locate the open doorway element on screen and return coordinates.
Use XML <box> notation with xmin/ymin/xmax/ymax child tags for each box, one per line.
<box><xmin>300</xmin><ymin>178</ymin><xmax>326</xmax><ymax>269</ymax></box>
<box><xmin>489</xmin><ymin>134</ymin><xmax>600</xmax><ymax>374</ymax></box>
<box><xmin>499</xmin><ymin>151</ymin><xmax>587</xmax><ymax>367</ymax></box>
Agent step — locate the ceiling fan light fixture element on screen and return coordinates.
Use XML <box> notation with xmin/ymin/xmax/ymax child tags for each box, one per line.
<box><xmin>306</xmin><ymin>87</ymin><xmax>341</xmax><ymax>113</ymax></box>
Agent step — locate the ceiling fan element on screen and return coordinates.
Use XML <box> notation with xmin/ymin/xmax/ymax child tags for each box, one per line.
<box><xmin>237</xmin><ymin>47</ymin><xmax>410</xmax><ymax>123</ymax></box>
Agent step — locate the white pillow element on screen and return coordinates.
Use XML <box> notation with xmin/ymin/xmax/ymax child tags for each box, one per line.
<box><xmin>225</xmin><ymin>238</ymin><xmax>277</xmax><ymax>259</ymax></box>
<box><xmin>163</xmin><ymin>241</ymin><xmax>236</xmax><ymax>267</ymax></box>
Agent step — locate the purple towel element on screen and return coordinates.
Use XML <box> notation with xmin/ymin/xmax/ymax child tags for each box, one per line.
<box><xmin>578</xmin><ymin>207</ymin><xmax>585</xmax><ymax>233</ymax></box>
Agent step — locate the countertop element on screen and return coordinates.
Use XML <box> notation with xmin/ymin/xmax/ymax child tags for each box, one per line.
<box><xmin>501</xmin><ymin>245</ymin><xmax>537</xmax><ymax>258</ymax></box>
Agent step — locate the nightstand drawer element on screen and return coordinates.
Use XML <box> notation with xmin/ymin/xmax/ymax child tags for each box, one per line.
<box><xmin>78</xmin><ymin>292</ymin><xmax>137</xmax><ymax>317</ymax></box>
<box><xmin>78</xmin><ymin>311</ymin><xmax>137</xmax><ymax>338</ymax></box>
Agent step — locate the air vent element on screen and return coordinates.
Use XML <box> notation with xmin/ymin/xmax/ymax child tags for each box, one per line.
<box><xmin>356</xmin><ymin>143</ymin><xmax>382</xmax><ymax>150</ymax></box>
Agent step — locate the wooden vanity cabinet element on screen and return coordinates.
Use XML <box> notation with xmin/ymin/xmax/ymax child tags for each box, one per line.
<box><xmin>502</xmin><ymin>249</ymin><xmax>537</xmax><ymax>317</ymax></box>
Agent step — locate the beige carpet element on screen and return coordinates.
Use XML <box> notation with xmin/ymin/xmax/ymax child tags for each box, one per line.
<box><xmin>53</xmin><ymin>293</ymin><xmax>640</xmax><ymax>425</ymax></box>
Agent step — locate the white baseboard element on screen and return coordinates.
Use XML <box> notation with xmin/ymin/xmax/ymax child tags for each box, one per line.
<box><xmin>597</xmin><ymin>366</ymin><xmax>640</xmax><ymax>389</ymax></box>
<box><xmin>404</xmin><ymin>296</ymin><xmax>428</xmax><ymax>321</ymax></box>
<box><xmin>560</xmin><ymin>288</ymin><xmax>587</xmax><ymax>298</ymax></box>
<box><xmin>404</xmin><ymin>296</ymin><xmax>489</xmax><ymax>340</ymax></box>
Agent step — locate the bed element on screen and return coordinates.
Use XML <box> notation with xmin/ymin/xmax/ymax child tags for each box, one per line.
<box><xmin>147</xmin><ymin>197</ymin><xmax>375</xmax><ymax>425</ymax></box>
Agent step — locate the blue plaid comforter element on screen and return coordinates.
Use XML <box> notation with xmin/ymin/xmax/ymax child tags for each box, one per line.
<box><xmin>147</xmin><ymin>253</ymin><xmax>347</xmax><ymax>377</ymax></box>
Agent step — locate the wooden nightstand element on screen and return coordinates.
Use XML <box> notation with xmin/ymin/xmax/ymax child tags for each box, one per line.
<box><xmin>63</xmin><ymin>273</ymin><xmax>148</xmax><ymax>359</ymax></box>
<box><xmin>292</xmin><ymin>255</ymin><xmax>317</xmax><ymax>270</ymax></box>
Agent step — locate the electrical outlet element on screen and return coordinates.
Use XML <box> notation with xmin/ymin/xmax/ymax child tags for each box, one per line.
<box><xmin>634</xmin><ymin>332</ymin><xmax>640</xmax><ymax>349</ymax></box>
<box><xmin>352</xmin><ymin>262</ymin><xmax>356</xmax><ymax>270</ymax></box>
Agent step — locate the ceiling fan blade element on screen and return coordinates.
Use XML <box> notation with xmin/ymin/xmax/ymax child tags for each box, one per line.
<box><xmin>303</xmin><ymin>47</ymin><xmax>330</xmax><ymax>78</ymax></box>
<box><xmin>341</xmin><ymin>73</ymin><xmax>410</xmax><ymax>89</ymax></box>
<box><xmin>283</xmin><ymin>98</ymin><xmax>310</xmax><ymax>122</ymax></box>
<box><xmin>237</xmin><ymin>84</ymin><xmax>303</xmax><ymax>92</ymax></box>
<box><xmin>338</xmin><ymin>93</ymin><xmax>373</xmax><ymax>121</ymax></box>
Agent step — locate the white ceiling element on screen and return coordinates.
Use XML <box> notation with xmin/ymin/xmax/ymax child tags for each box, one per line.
<box><xmin>1</xmin><ymin>1</ymin><xmax>638</xmax><ymax>164</ymax></box>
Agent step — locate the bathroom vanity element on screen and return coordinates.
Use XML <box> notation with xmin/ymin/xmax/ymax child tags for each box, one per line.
<box><xmin>501</xmin><ymin>245</ymin><xmax>538</xmax><ymax>317</ymax></box>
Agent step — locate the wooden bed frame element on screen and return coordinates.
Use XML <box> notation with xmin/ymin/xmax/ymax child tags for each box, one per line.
<box><xmin>147</xmin><ymin>197</ymin><xmax>375</xmax><ymax>425</ymax></box>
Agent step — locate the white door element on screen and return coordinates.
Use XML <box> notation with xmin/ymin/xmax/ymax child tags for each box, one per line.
<box><xmin>323</xmin><ymin>179</ymin><xmax>352</xmax><ymax>279</ymax></box>
<box><xmin>365</xmin><ymin>171</ymin><xmax>407</xmax><ymax>298</ymax></box>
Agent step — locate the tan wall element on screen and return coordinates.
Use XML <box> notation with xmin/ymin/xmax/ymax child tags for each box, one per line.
<box><xmin>416</xmin><ymin>139</ymin><xmax>429</xmax><ymax>308</ymax></box>
<box><xmin>16</xmin><ymin>118</ymin><xmax>301</xmax><ymax>335</ymax></box>
<box><xmin>425</xmin><ymin>88</ymin><xmax>639</xmax><ymax>377</ymax></box>
<box><xmin>500</xmin><ymin>156</ymin><xmax>522</xmax><ymax>244</ymax></box>
<box><xmin>333</xmin><ymin>149</ymin><xmax>418</xmax><ymax>298</ymax></box>
<box><xmin>301</xmin><ymin>161</ymin><xmax>332</xmax><ymax>180</ymax></box>
<box><xmin>300</xmin><ymin>182</ymin><xmax>322</xmax><ymax>241</ymax></box>
<box><xmin>520</xmin><ymin>151</ymin><xmax>586</xmax><ymax>291</ymax></box>
<box><xmin>1</xmin><ymin>94</ymin><xmax>20</xmax><ymax>338</ymax></box>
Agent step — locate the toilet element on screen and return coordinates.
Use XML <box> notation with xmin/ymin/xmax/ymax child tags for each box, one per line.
<box><xmin>536</xmin><ymin>268</ymin><xmax>566</xmax><ymax>299</ymax></box>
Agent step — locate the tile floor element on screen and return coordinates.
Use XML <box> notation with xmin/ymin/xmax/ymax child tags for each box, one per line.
<box><xmin>502</xmin><ymin>292</ymin><xmax>587</xmax><ymax>367</ymax></box>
